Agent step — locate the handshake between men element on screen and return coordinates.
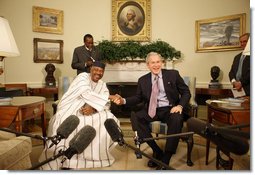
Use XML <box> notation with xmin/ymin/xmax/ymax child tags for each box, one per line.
<box><xmin>109</xmin><ymin>94</ymin><xmax>124</xmax><ymax>105</ymax></box>
<box><xmin>80</xmin><ymin>94</ymin><xmax>123</xmax><ymax>116</ymax></box>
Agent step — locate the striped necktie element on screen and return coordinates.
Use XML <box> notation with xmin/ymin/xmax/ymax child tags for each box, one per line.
<box><xmin>236</xmin><ymin>54</ymin><xmax>245</xmax><ymax>81</ymax></box>
<box><xmin>148</xmin><ymin>76</ymin><xmax>159</xmax><ymax>118</ymax></box>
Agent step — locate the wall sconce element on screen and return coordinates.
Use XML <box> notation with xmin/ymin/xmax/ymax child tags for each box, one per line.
<box><xmin>0</xmin><ymin>17</ymin><xmax>20</xmax><ymax>75</ymax></box>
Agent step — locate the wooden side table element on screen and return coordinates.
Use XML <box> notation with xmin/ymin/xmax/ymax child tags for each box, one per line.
<box><xmin>205</xmin><ymin>98</ymin><xmax>250</xmax><ymax>169</ymax></box>
<box><xmin>195</xmin><ymin>88</ymin><xmax>233</xmax><ymax>105</ymax></box>
<box><xmin>29</xmin><ymin>87</ymin><xmax>58</xmax><ymax>101</ymax></box>
<box><xmin>0</xmin><ymin>96</ymin><xmax>47</xmax><ymax>137</ymax></box>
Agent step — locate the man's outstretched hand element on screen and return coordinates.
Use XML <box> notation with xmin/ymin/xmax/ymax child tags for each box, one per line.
<box><xmin>109</xmin><ymin>94</ymin><xmax>124</xmax><ymax>105</ymax></box>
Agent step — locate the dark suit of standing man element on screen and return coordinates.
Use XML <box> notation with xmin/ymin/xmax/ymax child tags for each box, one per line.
<box><xmin>113</xmin><ymin>52</ymin><xmax>191</xmax><ymax>170</ymax></box>
<box><xmin>71</xmin><ymin>34</ymin><xmax>101</xmax><ymax>75</ymax></box>
<box><xmin>229</xmin><ymin>33</ymin><xmax>250</xmax><ymax>96</ymax></box>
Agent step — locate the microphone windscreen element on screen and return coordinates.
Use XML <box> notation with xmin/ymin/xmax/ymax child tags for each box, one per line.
<box><xmin>187</xmin><ymin>117</ymin><xmax>249</xmax><ymax>155</ymax></box>
<box><xmin>187</xmin><ymin>117</ymin><xmax>208</xmax><ymax>136</ymax></box>
<box><xmin>57</xmin><ymin>115</ymin><xmax>80</xmax><ymax>138</ymax></box>
<box><xmin>104</xmin><ymin>118</ymin><xmax>123</xmax><ymax>142</ymax></box>
<box><xmin>69</xmin><ymin>125</ymin><xmax>96</xmax><ymax>154</ymax></box>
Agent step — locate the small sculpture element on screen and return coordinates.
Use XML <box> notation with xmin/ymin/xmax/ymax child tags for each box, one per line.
<box><xmin>209</xmin><ymin>66</ymin><xmax>222</xmax><ymax>89</ymax></box>
<box><xmin>45</xmin><ymin>63</ymin><xmax>56</xmax><ymax>87</ymax></box>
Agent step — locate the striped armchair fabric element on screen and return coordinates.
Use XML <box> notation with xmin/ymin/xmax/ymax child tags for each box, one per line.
<box><xmin>57</xmin><ymin>76</ymin><xmax>75</xmax><ymax>100</ymax></box>
<box><xmin>52</xmin><ymin>76</ymin><xmax>75</xmax><ymax>114</ymax></box>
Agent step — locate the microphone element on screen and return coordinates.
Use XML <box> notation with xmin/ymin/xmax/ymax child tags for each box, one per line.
<box><xmin>187</xmin><ymin>117</ymin><xmax>249</xmax><ymax>155</ymax></box>
<box><xmin>61</xmin><ymin>125</ymin><xmax>96</xmax><ymax>162</ymax></box>
<box><xmin>49</xmin><ymin>115</ymin><xmax>80</xmax><ymax>148</ymax></box>
<box><xmin>104</xmin><ymin>119</ymin><xmax>174</xmax><ymax>170</ymax></box>
<box><xmin>29</xmin><ymin>125</ymin><xmax>96</xmax><ymax>170</ymax></box>
<box><xmin>104</xmin><ymin>118</ymin><xmax>125</xmax><ymax>146</ymax></box>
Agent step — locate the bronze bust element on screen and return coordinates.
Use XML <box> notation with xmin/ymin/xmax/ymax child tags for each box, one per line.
<box><xmin>210</xmin><ymin>66</ymin><xmax>220</xmax><ymax>82</ymax></box>
<box><xmin>209</xmin><ymin>66</ymin><xmax>221</xmax><ymax>89</ymax></box>
<box><xmin>45</xmin><ymin>63</ymin><xmax>56</xmax><ymax>87</ymax></box>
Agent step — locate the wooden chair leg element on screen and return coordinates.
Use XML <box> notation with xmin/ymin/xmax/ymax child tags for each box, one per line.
<box><xmin>186</xmin><ymin>135</ymin><xmax>194</xmax><ymax>166</ymax></box>
<box><xmin>205</xmin><ymin>139</ymin><xmax>210</xmax><ymax>165</ymax></box>
<box><xmin>181</xmin><ymin>135</ymin><xmax>194</xmax><ymax>166</ymax></box>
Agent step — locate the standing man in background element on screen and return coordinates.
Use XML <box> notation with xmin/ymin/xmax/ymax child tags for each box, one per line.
<box><xmin>229</xmin><ymin>33</ymin><xmax>250</xmax><ymax>96</ymax></box>
<box><xmin>71</xmin><ymin>34</ymin><xmax>101</xmax><ymax>75</ymax></box>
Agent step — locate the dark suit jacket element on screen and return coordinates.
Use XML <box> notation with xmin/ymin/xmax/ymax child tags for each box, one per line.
<box><xmin>125</xmin><ymin>69</ymin><xmax>191</xmax><ymax>118</ymax></box>
<box><xmin>229</xmin><ymin>52</ymin><xmax>250</xmax><ymax>95</ymax></box>
<box><xmin>71</xmin><ymin>45</ymin><xmax>101</xmax><ymax>75</ymax></box>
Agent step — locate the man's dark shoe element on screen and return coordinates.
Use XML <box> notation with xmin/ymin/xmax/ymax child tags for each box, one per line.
<box><xmin>147</xmin><ymin>152</ymin><xmax>163</xmax><ymax>168</ymax></box>
<box><xmin>156</xmin><ymin>165</ymin><xmax>167</xmax><ymax>170</ymax></box>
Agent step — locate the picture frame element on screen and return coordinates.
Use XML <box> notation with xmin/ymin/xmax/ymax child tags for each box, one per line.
<box><xmin>195</xmin><ymin>13</ymin><xmax>246</xmax><ymax>52</ymax></box>
<box><xmin>33</xmin><ymin>6</ymin><xmax>64</xmax><ymax>34</ymax></box>
<box><xmin>112</xmin><ymin>0</ymin><xmax>151</xmax><ymax>42</ymax></box>
<box><xmin>33</xmin><ymin>38</ymin><xmax>63</xmax><ymax>63</ymax></box>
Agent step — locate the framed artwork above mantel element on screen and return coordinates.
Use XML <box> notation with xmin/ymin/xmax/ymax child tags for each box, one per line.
<box><xmin>112</xmin><ymin>0</ymin><xmax>151</xmax><ymax>42</ymax></box>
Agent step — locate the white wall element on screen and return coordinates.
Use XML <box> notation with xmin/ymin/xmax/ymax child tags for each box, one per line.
<box><xmin>0</xmin><ymin>0</ymin><xmax>250</xmax><ymax>88</ymax></box>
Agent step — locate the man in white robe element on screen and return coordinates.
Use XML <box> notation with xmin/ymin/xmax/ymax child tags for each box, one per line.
<box><xmin>39</xmin><ymin>62</ymin><xmax>120</xmax><ymax>170</ymax></box>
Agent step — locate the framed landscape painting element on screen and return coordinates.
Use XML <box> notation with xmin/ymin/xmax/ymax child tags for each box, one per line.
<box><xmin>195</xmin><ymin>13</ymin><xmax>246</xmax><ymax>52</ymax></box>
<box><xmin>33</xmin><ymin>38</ymin><xmax>63</xmax><ymax>63</ymax></box>
<box><xmin>33</xmin><ymin>6</ymin><xmax>64</xmax><ymax>34</ymax></box>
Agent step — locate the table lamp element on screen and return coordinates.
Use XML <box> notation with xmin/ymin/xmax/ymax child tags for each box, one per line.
<box><xmin>0</xmin><ymin>17</ymin><xmax>20</xmax><ymax>75</ymax></box>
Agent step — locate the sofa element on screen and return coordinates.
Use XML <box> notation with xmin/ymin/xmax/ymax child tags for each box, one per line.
<box><xmin>0</xmin><ymin>130</ymin><xmax>32</xmax><ymax>170</ymax></box>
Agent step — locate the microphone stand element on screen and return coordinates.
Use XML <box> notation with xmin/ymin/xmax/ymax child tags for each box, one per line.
<box><xmin>140</xmin><ymin>131</ymin><xmax>194</xmax><ymax>142</ymax></box>
<box><xmin>28</xmin><ymin>150</ymin><xmax>65</xmax><ymax>170</ymax></box>
<box><xmin>133</xmin><ymin>131</ymin><xmax>194</xmax><ymax>160</ymax></box>
<box><xmin>121</xmin><ymin>140</ymin><xmax>175</xmax><ymax>170</ymax></box>
<box><xmin>0</xmin><ymin>127</ymin><xmax>52</xmax><ymax>141</ymax></box>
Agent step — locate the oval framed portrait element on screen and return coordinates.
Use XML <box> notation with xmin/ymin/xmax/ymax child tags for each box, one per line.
<box><xmin>112</xmin><ymin>0</ymin><xmax>151</xmax><ymax>41</ymax></box>
<box><xmin>117</xmin><ymin>1</ymin><xmax>145</xmax><ymax>36</ymax></box>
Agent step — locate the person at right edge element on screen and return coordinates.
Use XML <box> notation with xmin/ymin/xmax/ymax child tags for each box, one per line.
<box><xmin>113</xmin><ymin>52</ymin><xmax>191</xmax><ymax>170</ymax></box>
<box><xmin>229</xmin><ymin>33</ymin><xmax>250</xmax><ymax>96</ymax></box>
<box><xmin>71</xmin><ymin>34</ymin><xmax>101</xmax><ymax>75</ymax></box>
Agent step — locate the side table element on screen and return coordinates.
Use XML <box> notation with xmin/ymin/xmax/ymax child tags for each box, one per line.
<box><xmin>29</xmin><ymin>87</ymin><xmax>58</xmax><ymax>101</ymax></box>
<box><xmin>0</xmin><ymin>96</ymin><xmax>46</xmax><ymax>137</ymax></box>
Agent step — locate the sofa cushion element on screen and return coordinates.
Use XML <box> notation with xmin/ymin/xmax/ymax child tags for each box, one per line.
<box><xmin>0</xmin><ymin>136</ymin><xmax>32</xmax><ymax>170</ymax></box>
<box><xmin>0</xmin><ymin>130</ymin><xmax>16</xmax><ymax>141</ymax></box>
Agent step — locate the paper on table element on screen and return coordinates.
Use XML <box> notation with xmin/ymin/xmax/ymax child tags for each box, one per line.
<box><xmin>206</xmin><ymin>99</ymin><xmax>229</xmax><ymax>105</ymax></box>
<box><xmin>231</xmin><ymin>88</ymin><xmax>246</xmax><ymax>98</ymax></box>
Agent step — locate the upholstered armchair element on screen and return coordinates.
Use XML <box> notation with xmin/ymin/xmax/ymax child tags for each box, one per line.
<box><xmin>52</xmin><ymin>76</ymin><xmax>75</xmax><ymax>114</ymax></box>
<box><xmin>0</xmin><ymin>130</ymin><xmax>32</xmax><ymax>170</ymax></box>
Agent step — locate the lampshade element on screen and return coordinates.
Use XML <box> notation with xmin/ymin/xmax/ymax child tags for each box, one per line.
<box><xmin>243</xmin><ymin>37</ymin><xmax>250</xmax><ymax>56</ymax></box>
<box><xmin>0</xmin><ymin>17</ymin><xmax>20</xmax><ymax>58</ymax></box>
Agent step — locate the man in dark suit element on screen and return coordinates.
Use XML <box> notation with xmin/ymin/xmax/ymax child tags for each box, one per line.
<box><xmin>71</xmin><ymin>34</ymin><xmax>101</xmax><ymax>75</ymax></box>
<box><xmin>229</xmin><ymin>33</ymin><xmax>250</xmax><ymax>96</ymax></box>
<box><xmin>113</xmin><ymin>52</ymin><xmax>191</xmax><ymax>170</ymax></box>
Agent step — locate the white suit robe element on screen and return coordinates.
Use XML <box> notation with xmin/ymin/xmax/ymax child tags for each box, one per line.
<box><xmin>39</xmin><ymin>73</ymin><xmax>119</xmax><ymax>170</ymax></box>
